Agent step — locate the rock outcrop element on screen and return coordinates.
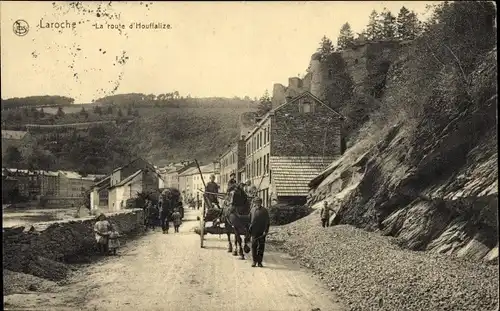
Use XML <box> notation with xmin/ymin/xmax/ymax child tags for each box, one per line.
<box><xmin>308</xmin><ymin>46</ymin><xmax>497</xmax><ymax>263</ymax></box>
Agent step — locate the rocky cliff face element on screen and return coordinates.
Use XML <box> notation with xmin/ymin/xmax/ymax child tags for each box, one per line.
<box><xmin>308</xmin><ymin>43</ymin><xmax>497</xmax><ymax>264</ymax></box>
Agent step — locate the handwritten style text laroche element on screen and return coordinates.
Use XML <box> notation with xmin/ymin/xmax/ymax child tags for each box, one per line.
<box><xmin>39</xmin><ymin>19</ymin><xmax>76</xmax><ymax>29</ymax></box>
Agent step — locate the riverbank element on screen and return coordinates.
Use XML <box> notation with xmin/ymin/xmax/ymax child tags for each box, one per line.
<box><xmin>267</xmin><ymin>210</ymin><xmax>499</xmax><ymax>311</ymax></box>
<box><xmin>2</xmin><ymin>207</ymin><xmax>91</xmax><ymax>228</ymax></box>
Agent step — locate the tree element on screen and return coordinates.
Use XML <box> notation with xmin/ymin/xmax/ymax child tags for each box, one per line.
<box><xmin>80</xmin><ymin>107</ymin><xmax>89</xmax><ymax>119</ymax></box>
<box><xmin>106</xmin><ymin>106</ymin><xmax>113</xmax><ymax>114</ymax></box>
<box><xmin>256</xmin><ymin>90</ymin><xmax>272</xmax><ymax>116</ymax></box>
<box><xmin>337</xmin><ymin>22</ymin><xmax>355</xmax><ymax>50</ymax></box>
<box><xmin>127</xmin><ymin>105</ymin><xmax>133</xmax><ymax>116</ymax></box>
<box><xmin>133</xmin><ymin>109</ymin><xmax>139</xmax><ymax>117</ymax></box>
<box><xmin>93</xmin><ymin>105</ymin><xmax>103</xmax><ymax>115</ymax></box>
<box><xmin>396</xmin><ymin>6</ymin><xmax>422</xmax><ymax>40</ymax></box>
<box><xmin>117</xmin><ymin>108</ymin><xmax>123</xmax><ymax>117</ymax></box>
<box><xmin>39</xmin><ymin>107</ymin><xmax>45</xmax><ymax>118</ymax></box>
<box><xmin>366</xmin><ymin>10</ymin><xmax>383</xmax><ymax>40</ymax></box>
<box><xmin>317</xmin><ymin>36</ymin><xmax>335</xmax><ymax>60</ymax></box>
<box><xmin>380</xmin><ymin>8</ymin><xmax>397</xmax><ymax>39</ymax></box>
<box><xmin>56</xmin><ymin>106</ymin><xmax>65</xmax><ymax>117</ymax></box>
<box><xmin>3</xmin><ymin>146</ymin><xmax>23</xmax><ymax>167</ymax></box>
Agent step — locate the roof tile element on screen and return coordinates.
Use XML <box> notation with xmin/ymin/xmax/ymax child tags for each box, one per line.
<box><xmin>270</xmin><ymin>156</ymin><xmax>337</xmax><ymax>196</ymax></box>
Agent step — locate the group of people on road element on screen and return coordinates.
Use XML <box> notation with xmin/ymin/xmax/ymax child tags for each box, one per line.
<box><xmin>144</xmin><ymin>196</ymin><xmax>183</xmax><ymax>234</ymax></box>
<box><xmin>93</xmin><ymin>172</ymin><xmax>334</xmax><ymax>261</ymax></box>
<box><xmin>205</xmin><ymin>173</ymin><xmax>269</xmax><ymax>268</ymax></box>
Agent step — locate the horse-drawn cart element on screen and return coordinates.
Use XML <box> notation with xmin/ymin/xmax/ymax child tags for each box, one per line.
<box><xmin>195</xmin><ymin>189</ymin><xmax>230</xmax><ymax>248</ymax></box>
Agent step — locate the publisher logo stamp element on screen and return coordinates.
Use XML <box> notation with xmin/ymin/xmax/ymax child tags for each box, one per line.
<box><xmin>13</xmin><ymin>19</ymin><xmax>29</xmax><ymax>36</ymax></box>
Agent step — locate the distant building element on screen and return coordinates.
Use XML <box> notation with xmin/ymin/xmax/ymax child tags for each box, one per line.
<box><xmin>165</xmin><ymin>162</ymin><xmax>197</xmax><ymax>190</ymax></box>
<box><xmin>2</xmin><ymin>169</ymin><xmax>42</xmax><ymax>199</ymax></box>
<box><xmin>218</xmin><ymin>137</ymin><xmax>246</xmax><ymax>192</ymax></box>
<box><xmin>1</xmin><ymin>130</ymin><xmax>29</xmax><ymax>155</ymax></box>
<box><xmin>178</xmin><ymin>163</ymin><xmax>219</xmax><ymax>200</ymax></box>
<box><xmin>243</xmin><ymin>91</ymin><xmax>344</xmax><ymax>207</ymax></box>
<box><xmin>58</xmin><ymin>170</ymin><xmax>96</xmax><ymax>198</ymax></box>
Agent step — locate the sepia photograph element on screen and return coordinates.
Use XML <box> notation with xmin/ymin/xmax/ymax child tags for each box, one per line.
<box><xmin>1</xmin><ymin>1</ymin><xmax>498</xmax><ymax>310</ymax></box>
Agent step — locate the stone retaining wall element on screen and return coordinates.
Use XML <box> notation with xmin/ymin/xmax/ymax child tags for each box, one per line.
<box><xmin>269</xmin><ymin>204</ymin><xmax>313</xmax><ymax>226</ymax></box>
<box><xmin>2</xmin><ymin>209</ymin><xmax>144</xmax><ymax>280</ymax></box>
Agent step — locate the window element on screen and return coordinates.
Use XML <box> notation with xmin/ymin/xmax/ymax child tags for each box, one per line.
<box><xmin>267</xmin><ymin>125</ymin><xmax>270</xmax><ymax>142</ymax></box>
<box><xmin>266</xmin><ymin>153</ymin><xmax>270</xmax><ymax>173</ymax></box>
<box><xmin>263</xmin><ymin>128</ymin><xmax>267</xmax><ymax>144</ymax></box>
<box><xmin>302</xmin><ymin>102</ymin><xmax>312</xmax><ymax>113</ymax></box>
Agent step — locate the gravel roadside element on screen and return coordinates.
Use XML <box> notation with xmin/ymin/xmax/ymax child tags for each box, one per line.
<box><xmin>267</xmin><ymin>210</ymin><xmax>499</xmax><ymax>311</ymax></box>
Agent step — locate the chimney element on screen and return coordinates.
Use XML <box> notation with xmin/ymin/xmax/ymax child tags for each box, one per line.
<box><xmin>241</xmin><ymin>135</ymin><xmax>246</xmax><ymax>140</ymax></box>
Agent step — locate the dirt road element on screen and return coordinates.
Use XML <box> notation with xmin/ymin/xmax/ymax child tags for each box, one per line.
<box><xmin>4</xmin><ymin>210</ymin><xmax>345</xmax><ymax>311</ymax></box>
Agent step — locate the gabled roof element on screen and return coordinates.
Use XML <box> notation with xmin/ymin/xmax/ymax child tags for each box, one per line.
<box><xmin>1</xmin><ymin>130</ymin><xmax>28</xmax><ymax>140</ymax></box>
<box><xmin>245</xmin><ymin>91</ymin><xmax>345</xmax><ymax>141</ymax></box>
<box><xmin>114</xmin><ymin>170</ymin><xmax>142</xmax><ymax>188</ymax></box>
<box><xmin>112</xmin><ymin>157</ymin><xmax>154</xmax><ymax>174</ymax></box>
<box><xmin>94</xmin><ymin>175</ymin><xmax>111</xmax><ymax>187</ymax></box>
<box><xmin>179</xmin><ymin>167</ymin><xmax>198</xmax><ymax>177</ymax></box>
<box><xmin>271</xmin><ymin>156</ymin><xmax>337</xmax><ymax>196</ymax></box>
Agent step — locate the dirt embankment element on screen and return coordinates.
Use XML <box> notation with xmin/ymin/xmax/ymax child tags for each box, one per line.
<box><xmin>267</xmin><ymin>213</ymin><xmax>499</xmax><ymax>311</ymax></box>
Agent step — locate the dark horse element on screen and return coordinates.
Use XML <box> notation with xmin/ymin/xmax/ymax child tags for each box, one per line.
<box><xmin>205</xmin><ymin>186</ymin><xmax>251</xmax><ymax>259</ymax></box>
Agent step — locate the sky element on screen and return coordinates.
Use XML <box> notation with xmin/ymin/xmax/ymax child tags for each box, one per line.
<box><xmin>1</xmin><ymin>1</ymin><xmax>436</xmax><ymax>103</ymax></box>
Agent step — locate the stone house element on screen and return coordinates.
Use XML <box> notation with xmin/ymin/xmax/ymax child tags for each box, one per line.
<box><xmin>107</xmin><ymin>168</ymin><xmax>159</xmax><ymax>211</ymax></box>
<box><xmin>96</xmin><ymin>158</ymin><xmax>160</xmax><ymax>211</ymax></box>
<box><xmin>244</xmin><ymin>91</ymin><xmax>344</xmax><ymax>207</ymax></box>
<box><xmin>218</xmin><ymin>137</ymin><xmax>245</xmax><ymax>192</ymax></box>
<box><xmin>90</xmin><ymin>176</ymin><xmax>111</xmax><ymax>210</ymax></box>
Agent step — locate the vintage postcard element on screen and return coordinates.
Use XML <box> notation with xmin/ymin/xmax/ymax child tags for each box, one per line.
<box><xmin>2</xmin><ymin>1</ymin><xmax>497</xmax><ymax>311</ymax></box>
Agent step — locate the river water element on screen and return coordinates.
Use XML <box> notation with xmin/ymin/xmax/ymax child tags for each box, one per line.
<box><xmin>2</xmin><ymin>208</ymin><xmax>81</xmax><ymax>228</ymax></box>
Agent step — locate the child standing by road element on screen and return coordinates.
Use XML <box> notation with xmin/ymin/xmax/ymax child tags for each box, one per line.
<box><xmin>108</xmin><ymin>227</ymin><xmax>121</xmax><ymax>255</ymax></box>
<box><xmin>172</xmin><ymin>208</ymin><xmax>182</xmax><ymax>233</ymax></box>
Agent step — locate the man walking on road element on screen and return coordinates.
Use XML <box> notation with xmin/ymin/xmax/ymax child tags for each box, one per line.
<box><xmin>249</xmin><ymin>197</ymin><xmax>270</xmax><ymax>268</ymax></box>
<box><xmin>320</xmin><ymin>201</ymin><xmax>334</xmax><ymax>228</ymax></box>
<box><xmin>160</xmin><ymin>192</ymin><xmax>172</xmax><ymax>234</ymax></box>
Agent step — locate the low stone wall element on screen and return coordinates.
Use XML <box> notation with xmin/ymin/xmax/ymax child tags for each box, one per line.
<box><xmin>2</xmin><ymin>209</ymin><xmax>144</xmax><ymax>280</ymax></box>
<box><xmin>268</xmin><ymin>204</ymin><xmax>313</xmax><ymax>226</ymax></box>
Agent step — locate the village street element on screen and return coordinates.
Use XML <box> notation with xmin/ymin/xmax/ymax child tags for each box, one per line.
<box><xmin>4</xmin><ymin>209</ymin><xmax>345</xmax><ymax>311</ymax></box>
